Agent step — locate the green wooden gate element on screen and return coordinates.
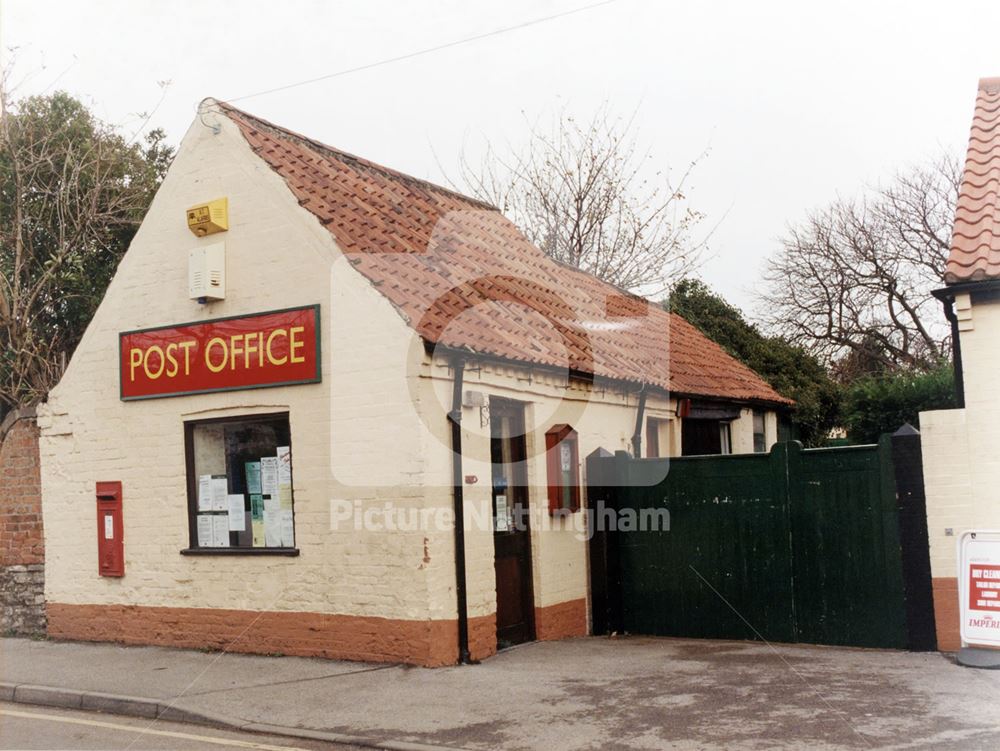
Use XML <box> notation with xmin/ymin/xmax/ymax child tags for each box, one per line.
<box><xmin>589</xmin><ymin>439</ymin><xmax>912</xmax><ymax>649</ymax></box>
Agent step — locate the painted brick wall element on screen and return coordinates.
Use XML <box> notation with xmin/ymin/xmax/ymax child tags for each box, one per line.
<box><xmin>0</xmin><ymin>406</ymin><xmax>45</xmax><ymax>635</ymax></box>
<box><xmin>920</xmin><ymin>295</ymin><xmax>1000</xmax><ymax>650</ymax></box>
<box><xmin>37</xmin><ymin>107</ymin><xmax>445</xmax><ymax>635</ymax></box>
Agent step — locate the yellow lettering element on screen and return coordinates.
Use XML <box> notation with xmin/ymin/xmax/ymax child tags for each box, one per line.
<box><xmin>289</xmin><ymin>326</ymin><xmax>305</xmax><ymax>364</ymax></box>
<box><xmin>244</xmin><ymin>332</ymin><xmax>260</xmax><ymax>370</ymax></box>
<box><xmin>266</xmin><ymin>328</ymin><xmax>288</xmax><ymax>365</ymax></box>
<box><xmin>129</xmin><ymin>348</ymin><xmax>143</xmax><ymax>382</ymax></box>
<box><xmin>178</xmin><ymin>340</ymin><xmax>196</xmax><ymax>376</ymax></box>
<box><xmin>205</xmin><ymin>337</ymin><xmax>227</xmax><ymax>373</ymax></box>
<box><xmin>164</xmin><ymin>342</ymin><xmax>179</xmax><ymax>378</ymax></box>
<box><xmin>229</xmin><ymin>334</ymin><xmax>244</xmax><ymax>371</ymax></box>
<box><xmin>143</xmin><ymin>345</ymin><xmax>166</xmax><ymax>380</ymax></box>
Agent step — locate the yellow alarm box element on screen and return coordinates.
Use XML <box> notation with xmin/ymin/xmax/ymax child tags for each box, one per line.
<box><xmin>186</xmin><ymin>197</ymin><xmax>228</xmax><ymax>237</ymax></box>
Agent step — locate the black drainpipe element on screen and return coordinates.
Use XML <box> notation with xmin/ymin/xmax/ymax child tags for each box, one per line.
<box><xmin>448</xmin><ymin>356</ymin><xmax>472</xmax><ymax>664</ymax></box>
<box><xmin>631</xmin><ymin>385</ymin><xmax>648</xmax><ymax>457</ymax></box>
<box><xmin>934</xmin><ymin>291</ymin><xmax>965</xmax><ymax>409</ymax></box>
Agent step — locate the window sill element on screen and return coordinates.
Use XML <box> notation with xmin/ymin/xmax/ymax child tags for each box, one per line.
<box><xmin>180</xmin><ymin>547</ymin><xmax>300</xmax><ymax>557</ymax></box>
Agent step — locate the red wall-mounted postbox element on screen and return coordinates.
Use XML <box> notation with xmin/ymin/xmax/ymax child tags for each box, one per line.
<box><xmin>96</xmin><ymin>481</ymin><xmax>124</xmax><ymax>577</ymax></box>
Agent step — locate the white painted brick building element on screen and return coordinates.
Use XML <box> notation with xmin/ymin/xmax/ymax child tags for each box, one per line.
<box><xmin>38</xmin><ymin>100</ymin><xmax>790</xmax><ymax>665</ymax></box>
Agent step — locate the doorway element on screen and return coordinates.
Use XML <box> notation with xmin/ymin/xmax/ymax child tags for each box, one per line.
<box><xmin>490</xmin><ymin>397</ymin><xmax>535</xmax><ymax>648</ymax></box>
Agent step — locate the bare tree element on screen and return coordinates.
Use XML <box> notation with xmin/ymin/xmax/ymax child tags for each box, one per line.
<box><xmin>761</xmin><ymin>152</ymin><xmax>960</xmax><ymax>374</ymax></box>
<box><xmin>458</xmin><ymin>106</ymin><xmax>706</xmax><ymax>296</ymax></box>
<box><xmin>0</xmin><ymin>78</ymin><xmax>172</xmax><ymax>413</ymax></box>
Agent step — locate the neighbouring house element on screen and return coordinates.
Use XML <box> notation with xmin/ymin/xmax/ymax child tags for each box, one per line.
<box><xmin>37</xmin><ymin>99</ymin><xmax>791</xmax><ymax>666</ymax></box>
<box><xmin>921</xmin><ymin>77</ymin><xmax>1000</xmax><ymax>651</ymax></box>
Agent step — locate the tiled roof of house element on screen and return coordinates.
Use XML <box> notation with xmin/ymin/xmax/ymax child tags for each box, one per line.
<box><xmin>216</xmin><ymin>101</ymin><xmax>792</xmax><ymax>406</ymax></box>
<box><xmin>947</xmin><ymin>77</ymin><xmax>1000</xmax><ymax>284</ymax></box>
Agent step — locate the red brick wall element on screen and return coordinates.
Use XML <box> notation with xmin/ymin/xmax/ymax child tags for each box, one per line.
<box><xmin>0</xmin><ymin>406</ymin><xmax>45</xmax><ymax>635</ymax></box>
<box><xmin>1</xmin><ymin>408</ymin><xmax>43</xmax><ymax>567</ymax></box>
<box><xmin>535</xmin><ymin>598</ymin><xmax>587</xmax><ymax>641</ymax></box>
<box><xmin>932</xmin><ymin>577</ymin><xmax>961</xmax><ymax>652</ymax></box>
<box><xmin>49</xmin><ymin>603</ymin><xmax>469</xmax><ymax>666</ymax></box>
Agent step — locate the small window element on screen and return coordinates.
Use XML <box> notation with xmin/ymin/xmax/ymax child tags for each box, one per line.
<box><xmin>183</xmin><ymin>413</ymin><xmax>297</xmax><ymax>554</ymax></box>
<box><xmin>545</xmin><ymin>424</ymin><xmax>580</xmax><ymax>514</ymax></box>
<box><xmin>753</xmin><ymin>410</ymin><xmax>767</xmax><ymax>453</ymax></box>
<box><xmin>719</xmin><ymin>422</ymin><xmax>732</xmax><ymax>455</ymax></box>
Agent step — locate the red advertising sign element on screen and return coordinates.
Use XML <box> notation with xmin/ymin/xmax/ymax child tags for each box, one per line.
<box><xmin>120</xmin><ymin>305</ymin><xmax>320</xmax><ymax>400</ymax></box>
<box><xmin>959</xmin><ymin>532</ymin><xmax>1000</xmax><ymax>647</ymax></box>
<box><xmin>968</xmin><ymin>564</ymin><xmax>1000</xmax><ymax>612</ymax></box>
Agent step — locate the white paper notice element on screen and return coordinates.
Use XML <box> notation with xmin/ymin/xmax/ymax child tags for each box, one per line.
<box><xmin>263</xmin><ymin>510</ymin><xmax>281</xmax><ymax>547</ymax></box>
<box><xmin>210</xmin><ymin>475</ymin><xmax>228</xmax><ymax>511</ymax></box>
<box><xmin>103</xmin><ymin>514</ymin><xmax>114</xmax><ymax>540</ymax></box>
<box><xmin>495</xmin><ymin>495</ymin><xmax>509</xmax><ymax>532</ymax></box>
<box><xmin>197</xmin><ymin>514</ymin><xmax>213</xmax><ymax>547</ymax></box>
<box><xmin>280</xmin><ymin>509</ymin><xmax>294</xmax><ymax>547</ymax></box>
<box><xmin>198</xmin><ymin>475</ymin><xmax>213</xmax><ymax>512</ymax></box>
<box><xmin>277</xmin><ymin>446</ymin><xmax>292</xmax><ymax>484</ymax></box>
<box><xmin>227</xmin><ymin>494</ymin><xmax>246</xmax><ymax>531</ymax></box>
<box><xmin>260</xmin><ymin>457</ymin><xmax>279</xmax><ymax>496</ymax></box>
<box><xmin>213</xmin><ymin>514</ymin><xmax>230</xmax><ymax>548</ymax></box>
<box><xmin>560</xmin><ymin>442</ymin><xmax>572</xmax><ymax>472</ymax></box>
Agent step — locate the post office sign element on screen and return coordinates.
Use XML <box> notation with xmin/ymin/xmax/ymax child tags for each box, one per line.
<box><xmin>120</xmin><ymin>305</ymin><xmax>320</xmax><ymax>400</ymax></box>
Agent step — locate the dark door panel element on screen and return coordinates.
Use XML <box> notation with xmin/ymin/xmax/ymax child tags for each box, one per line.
<box><xmin>491</xmin><ymin>397</ymin><xmax>535</xmax><ymax>648</ymax></box>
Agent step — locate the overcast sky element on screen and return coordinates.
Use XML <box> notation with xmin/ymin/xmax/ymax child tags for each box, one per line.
<box><xmin>2</xmin><ymin>0</ymin><xmax>998</xmax><ymax>317</ymax></box>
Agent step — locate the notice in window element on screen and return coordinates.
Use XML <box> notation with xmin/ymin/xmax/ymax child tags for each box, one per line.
<box><xmin>197</xmin><ymin>515</ymin><xmax>213</xmax><ymax>547</ymax></box>
<box><xmin>263</xmin><ymin>495</ymin><xmax>281</xmax><ymax>546</ymax></box>
<box><xmin>277</xmin><ymin>446</ymin><xmax>291</xmax><ymax>484</ymax></box>
<box><xmin>279</xmin><ymin>484</ymin><xmax>292</xmax><ymax>510</ymax></box>
<box><xmin>495</xmin><ymin>494</ymin><xmax>509</xmax><ymax>532</ymax></box>
<box><xmin>250</xmin><ymin>493</ymin><xmax>265</xmax><ymax>547</ymax></box>
<box><xmin>212</xmin><ymin>514</ymin><xmax>230</xmax><ymax>548</ymax></box>
<box><xmin>198</xmin><ymin>475</ymin><xmax>213</xmax><ymax>512</ymax></box>
<box><xmin>560</xmin><ymin>442</ymin><xmax>572</xmax><ymax>472</ymax></box>
<box><xmin>261</xmin><ymin>457</ymin><xmax>279</xmax><ymax>496</ymax></box>
<box><xmin>211</xmin><ymin>475</ymin><xmax>228</xmax><ymax>511</ymax></box>
<box><xmin>280</xmin><ymin>509</ymin><xmax>295</xmax><ymax>547</ymax></box>
<box><xmin>227</xmin><ymin>494</ymin><xmax>246</xmax><ymax>531</ymax></box>
<box><xmin>245</xmin><ymin>462</ymin><xmax>262</xmax><ymax>495</ymax></box>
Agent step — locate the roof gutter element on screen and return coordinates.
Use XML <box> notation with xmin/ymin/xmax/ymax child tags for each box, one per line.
<box><xmin>424</xmin><ymin>342</ymin><xmax>792</xmax><ymax>410</ymax></box>
<box><xmin>933</xmin><ymin>291</ymin><xmax>965</xmax><ymax>409</ymax></box>
<box><xmin>927</xmin><ymin>282</ymin><xmax>1000</xmax><ymax>411</ymax></box>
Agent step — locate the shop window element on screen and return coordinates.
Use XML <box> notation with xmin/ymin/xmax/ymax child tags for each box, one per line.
<box><xmin>182</xmin><ymin>413</ymin><xmax>298</xmax><ymax>555</ymax></box>
<box><xmin>753</xmin><ymin>410</ymin><xmax>767</xmax><ymax>453</ymax></box>
<box><xmin>545</xmin><ymin>424</ymin><xmax>580</xmax><ymax>514</ymax></box>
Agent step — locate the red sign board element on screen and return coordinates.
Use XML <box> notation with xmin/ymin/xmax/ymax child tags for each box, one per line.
<box><xmin>968</xmin><ymin>563</ymin><xmax>1000</xmax><ymax>612</ymax></box>
<box><xmin>120</xmin><ymin>305</ymin><xmax>321</xmax><ymax>400</ymax></box>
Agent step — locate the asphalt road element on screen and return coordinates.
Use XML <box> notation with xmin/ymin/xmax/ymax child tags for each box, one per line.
<box><xmin>0</xmin><ymin>702</ymin><xmax>363</xmax><ymax>751</ymax></box>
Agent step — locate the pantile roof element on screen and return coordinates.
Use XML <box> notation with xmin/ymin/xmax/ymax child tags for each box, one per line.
<box><xmin>216</xmin><ymin>101</ymin><xmax>792</xmax><ymax>406</ymax></box>
<box><xmin>947</xmin><ymin>77</ymin><xmax>1000</xmax><ymax>284</ymax></box>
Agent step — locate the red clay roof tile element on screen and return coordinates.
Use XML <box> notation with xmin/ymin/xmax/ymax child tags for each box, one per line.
<box><xmin>947</xmin><ymin>77</ymin><xmax>1000</xmax><ymax>284</ymax></box>
<box><xmin>217</xmin><ymin>102</ymin><xmax>792</xmax><ymax>406</ymax></box>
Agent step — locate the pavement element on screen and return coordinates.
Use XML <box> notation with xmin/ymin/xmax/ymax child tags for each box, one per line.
<box><xmin>3</xmin><ymin>635</ymin><xmax>1000</xmax><ymax>750</ymax></box>
<box><xmin>0</xmin><ymin>702</ymin><xmax>361</xmax><ymax>751</ymax></box>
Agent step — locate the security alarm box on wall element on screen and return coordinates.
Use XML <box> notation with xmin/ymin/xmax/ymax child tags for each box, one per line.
<box><xmin>187</xmin><ymin>197</ymin><xmax>228</xmax><ymax>236</ymax></box>
<box><xmin>189</xmin><ymin>242</ymin><xmax>226</xmax><ymax>301</ymax></box>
